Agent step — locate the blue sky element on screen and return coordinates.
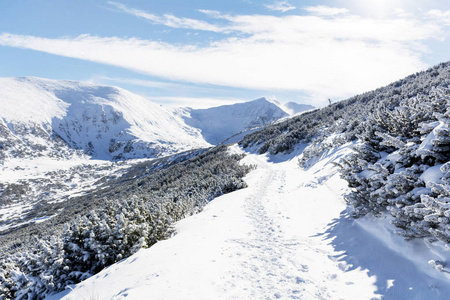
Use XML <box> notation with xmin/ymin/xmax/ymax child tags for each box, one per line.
<box><xmin>1</xmin><ymin>0</ymin><xmax>450</xmax><ymax>108</ymax></box>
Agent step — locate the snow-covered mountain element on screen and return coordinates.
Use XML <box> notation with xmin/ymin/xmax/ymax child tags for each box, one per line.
<box><xmin>0</xmin><ymin>77</ymin><xmax>209</xmax><ymax>161</ymax></box>
<box><xmin>179</xmin><ymin>97</ymin><xmax>289</xmax><ymax>144</ymax></box>
<box><xmin>0</xmin><ymin>78</ymin><xmax>299</xmax><ymax>162</ymax></box>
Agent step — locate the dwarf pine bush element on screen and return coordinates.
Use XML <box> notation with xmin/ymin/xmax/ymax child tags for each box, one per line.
<box><xmin>0</xmin><ymin>146</ymin><xmax>253</xmax><ymax>299</ymax></box>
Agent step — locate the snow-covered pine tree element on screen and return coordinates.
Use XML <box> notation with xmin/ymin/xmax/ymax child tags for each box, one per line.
<box><xmin>0</xmin><ymin>235</ymin><xmax>67</xmax><ymax>299</ymax></box>
<box><xmin>0</xmin><ymin>144</ymin><xmax>253</xmax><ymax>298</ymax></box>
<box><xmin>0</xmin><ymin>256</ymin><xmax>19</xmax><ymax>299</ymax></box>
<box><xmin>339</xmin><ymin>87</ymin><xmax>450</xmax><ymax>244</ymax></box>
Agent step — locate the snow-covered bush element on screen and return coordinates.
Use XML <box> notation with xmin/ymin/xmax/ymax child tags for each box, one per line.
<box><xmin>0</xmin><ymin>236</ymin><xmax>66</xmax><ymax>299</ymax></box>
<box><xmin>0</xmin><ymin>145</ymin><xmax>253</xmax><ymax>299</ymax></box>
<box><xmin>62</xmin><ymin>196</ymin><xmax>174</xmax><ymax>281</ymax></box>
<box><xmin>0</xmin><ymin>257</ymin><xmax>18</xmax><ymax>299</ymax></box>
<box><xmin>243</xmin><ymin>61</ymin><xmax>450</xmax><ymax>157</ymax></box>
<box><xmin>239</xmin><ymin>61</ymin><xmax>450</xmax><ymax>248</ymax></box>
<box><xmin>340</xmin><ymin>88</ymin><xmax>450</xmax><ymax>243</ymax></box>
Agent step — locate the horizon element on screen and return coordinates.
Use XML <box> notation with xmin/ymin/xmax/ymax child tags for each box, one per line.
<box><xmin>1</xmin><ymin>0</ymin><xmax>450</xmax><ymax>108</ymax></box>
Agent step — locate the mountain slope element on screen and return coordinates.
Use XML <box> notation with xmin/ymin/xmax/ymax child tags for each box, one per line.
<box><xmin>4</xmin><ymin>62</ymin><xmax>450</xmax><ymax>299</ymax></box>
<box><xmin>0</xmin><ymin>77</ymin><xmax>209</xmax><ymax>161</ymax></box>
<box><xmin>49</xmin><ymin>62</ymin><xmax>450</xmax><ymax>300</ymax></box>
<box><xmin>0</xmin><ymin>78</ymin><xmax>297</xmax><ymax>160</ymax></box>
<box><xmin>180</xmin><ymin>97</ymin><xmax>288</xmax><ymax>144</ymax></box>
<box><xmin>240</xmin><ymin>61</ymin><xmax>450</xmax><ymax>155</ymax></box>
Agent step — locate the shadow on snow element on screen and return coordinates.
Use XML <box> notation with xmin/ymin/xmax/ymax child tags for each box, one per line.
<box><xmin>315</xmin><ymin>211</ymin><xmax>447</xmax><ymax>300</ymax></box>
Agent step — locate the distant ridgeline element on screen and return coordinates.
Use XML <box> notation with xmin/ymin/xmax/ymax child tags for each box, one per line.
<box><xmin>241</xmin><ymin>61</ymin><xmax>450</xmax><ymax>251</ymax></box>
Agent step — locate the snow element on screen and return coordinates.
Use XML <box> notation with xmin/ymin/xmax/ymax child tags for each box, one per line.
<box><xmin>0</xmin><ymin>202</ymin><xmax>33</xmax><ymax>232</ymax></box>
<box><xmin>1</xmin><ymin>156</ymin><xmax>95</xmax><ymax>183</ymax></box>
<box><xmin>0</xmin><ymin>212</ymin><xmax>56</xmax><ymax>233</ymax></box>
<box><xmin>0</xmin><ymin>155</ymin><xmax>133</xmax><ymax>232</ymax></box>
<box><xmin>0</xmin><ymin>77</ymin><xmax>68</xmax><ymax>123</ymax></box>
<box><xmin>180</xmin><ymin>98</ymin><xmax>288</xmax><ymax>145</ymax></box>
<box><xmin>420</xmin><ymin>164</ymin><xmax>444</xmax><ymax>186</ymax></box>
<box><xmin>0</xmin><ymin>77</ymin><xmax>210</xmax><ymax>160</ymax></box>
<box><xmin>47</xmin><ymin>143</ymin><xmax>450</xmax><ymax>300</ymax></box>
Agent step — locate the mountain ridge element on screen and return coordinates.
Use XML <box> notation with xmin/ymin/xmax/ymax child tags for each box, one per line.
<box><xmin>179</xmin><ymin>97</ymin><xmax>289</xmax><ymax>144</ymax></box>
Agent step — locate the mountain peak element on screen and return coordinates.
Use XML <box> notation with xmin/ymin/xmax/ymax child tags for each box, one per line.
<box><xmin>182</xmin><ymin>97</ymin><xmax>289</xmax><ymax>145</ymax></box>
<box><xmin>245</xmin><ymin>97</ymin><xmax>315</xmax><ymax>116</ymax></box>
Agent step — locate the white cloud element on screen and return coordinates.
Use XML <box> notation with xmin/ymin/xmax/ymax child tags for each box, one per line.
<box><xmin>264</xmin><ymin>1</ymin><xmax>296</xmax><ymax>13</ymax></box>
<box><xmin>427</xmin><ymin>9</ymin><xmax>450</xmax><ymax>25</ymax></box>
<box><xmin>198</xmin><ymin>9</ymin><xmax>228</xmax><ymax>19</ymax></box>
<box><xmin>149</xmin><ymin>96</ymin><xmax>244</xmax><ymax>109</ymax></box>
<box><xmin>0</xmin><ymin>6</ymin><xmax>444</xmax><ymax>104</ymax></box>
<box><xmin>108</xmin><ymin>1</ymin><xmax>225</xmax><ymax>32</ymax></box>
<box><xmin>92</xmin><ymin>76</ymin><xmax>238</xmax><ymax>95</ymax></box>
<box><xmin>94</xmin><ymin>76</ymin><xmax>195</xmax><ymax>89</ymax></box>
<box><xmin>303</xmin><ymin>6</ymin><xmax>349</xmax><ymax>16</ymax></box>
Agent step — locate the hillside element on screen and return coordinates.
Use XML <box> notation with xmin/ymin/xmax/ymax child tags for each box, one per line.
<box><xmin>240</xmin><ymin>61</ymin><xmax>450</xmax><ymax>155</ymax></box>
<box><xmin>238</xmin><ymin>61</ymin><xmax>450</xmax><ymax>248</ymax></box>
<box><xmin>48</xmin><ymin>61</ymin><xmax>450</xmax><ymax>299</ymax></box>
<box><xmin>0</xmin><ymin>146</ymin><xmax>254</xmax><ymax>299</ymax></box>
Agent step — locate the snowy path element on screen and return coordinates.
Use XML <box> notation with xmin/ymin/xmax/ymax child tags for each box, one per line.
<box><xmin>216</xmin><ymin>152</ymin><xmax>376</xmax><ymax>299</ymax></box>
<box><xmin>219</xmin><ymin>162</ymin><xmax>310</xmax><ymax>299</ymax></box>
<box><xmin>51</xmin><ymin>145</ymin><xmax>450</xmax><ymax>300</ymax></box>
